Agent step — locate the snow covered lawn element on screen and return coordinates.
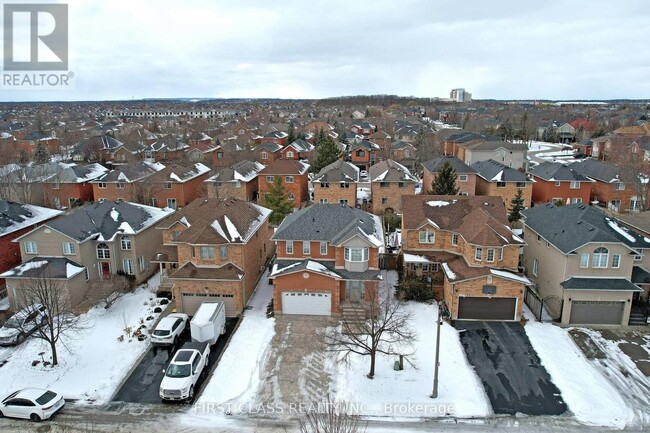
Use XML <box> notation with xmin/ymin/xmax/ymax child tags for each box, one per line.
<box><xmin>524</xmin><ymin>321</ymin><xmax>630</xmax><ymax>428</ymax></box>
<box><xmin>0</xmin><ymin>278</ymin><xmax>166</xmax><ymax>405</ymax></box>
<box><xmin>195</xmin><ymin>270</ymin><xmax>275</xmax><ymax>410</ymax></box>
<box><xmin>330</xmin><ymin>301</ymin><xmax>491</xmax><ymax>419</ymax></box>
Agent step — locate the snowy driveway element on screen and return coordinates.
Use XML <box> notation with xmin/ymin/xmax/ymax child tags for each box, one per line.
<box><xmin>455</xmin><ymin>321</ymin><xmax>567</xmax><ymax>416</ymax></box>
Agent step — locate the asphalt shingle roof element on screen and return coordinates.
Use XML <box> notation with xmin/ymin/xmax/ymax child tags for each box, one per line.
<box><xmin>470</xmin><ymin>159</ymin><xmax>532</xmax><ymax>182</ymax></box>
<box><xmin>570</xmin><ymin>159</ymin><xmax>624</xmax><ymax>183</ymax></box>
<box><xmin>560</xmin><ymin>277</ymin><xmax>641</xmax><ymax>292</ymax></box>
<box><xmin>422</xmin><ymin>156</ymin><xmax>475</xmax><ymax>174</ymax></box>
<box><xmin>369</xmin><ymin>159</ymin><xmax>418</xmax><ymax>183</ymax></box>
<box><xmin>313</xmin><ymin>160</ymin><xmax>359</xmax><ymax>183</ymax></box>
<box><xmin>529</xmin><ymin>161</ymin><xmax>591</xmax><ymax>182</ymax></box>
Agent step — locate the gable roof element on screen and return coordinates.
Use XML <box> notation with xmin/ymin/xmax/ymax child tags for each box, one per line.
<box><xmin>570</xmin><ymin>159</ymin><xmax>624</xmax><ymax>183</ymax></box>
<box><xmin>272</xmin><ymin>204</ymin><xmax>383</xmax><ymax>249</ymax></box>
<box><xmin>522</xmin><ymin>203</ymin><xmax>650</xmax><ymax>254</ymax></box>
<box><xmin>259</xmin><ymin>158</ymin><xmax>309</xmax><ymax>175</ymax></box>
<box><xmin>145</xmin><ymin>163</ymin><xmax>211</xmax><ymax>184</ymax></box>
<box><xmin>402</xmin><ymin>195</ymin><xmax>523</xmax><ymax>248</ymax></box>
<box><xmin>0</xmin><ymin>162</ymin><xmax>108</xmax><ymax>184</ymax></box>
<box><xmin>464</xmin><ymin>140</ymin><xmax>528</xmax><ymax>152</ymax></box>
<box><xmin>529</xmin><ymin>161</ymin><xmax>592</xmax><ymax>182</ymax></box>
<box><xmin>350</xmin><ymin>140</ymin><xmax>380</xmax><ymax>151</ymax></box>
<box><xmin>422</xmin><ymin>156</ymin><xmax>475</xmax><ymax>174</ymax></box>
<box><xmin>0</xmin><ymin>200</ymin><xmax>63</xmax><ymax>237</ymax></box>
<box><xmin>158</xmin><ymin>197</ymin><xmax>271</xmax><ymax>245</ymax></box>
<box><xmin>255</xmin><ymin>142</ymin><xmax>284</xmax><ymax>152</ymax></box>
<box><xmin>369</xmin><ymin>159</ymin><xmax>418</xmax><ymax>183</ymax></box>
<box><xmin>391</xmin><ymin>140</ymin><xmax>416</xmax><ymax>150</ymax></box>
<box><xmin>285</xmin><ymin>139</ymin><xmax>314</xmax><ymax>153</ymax></box>
<box><xmin>470</xmin><ymin>159</ymin><xmax>532</xmax><ymax>182</ymax></box>
<box><xmin>313</xmin><ymin>159</ymin><xmax>359</xmax><ymax>183</ymax></box>
<box><xmin>95</xmin><ymin>162</ymin><xmax>158</xmax><ymax>183</ymax></box>
<box><xmin>206</xmin><ymin>160</ymin><xmax>264</xmax><ymax>183</ymax></box>
<box><xmin>44</xmin><ymin>200</ymin><xmax>174</xmax><ymax>242</ymax></box>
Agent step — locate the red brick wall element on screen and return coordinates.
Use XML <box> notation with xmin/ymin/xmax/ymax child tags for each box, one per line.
<box><xmin>422</xmin><ymin>169</ymin><xmax>477</xmax><ymax>196</ymax></box>
<box><xmin>531</xmin><ymin>177</ymin><xmax>591</xmax><ymax>205</ymax></box>
<box><xmin>258</xmin><ymin>173</ymin><xmax>309</xmax><ymax>205</ymax></box>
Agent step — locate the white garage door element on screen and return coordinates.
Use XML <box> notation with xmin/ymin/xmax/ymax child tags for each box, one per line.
<box><xmin>181</xmin><ymin>293</ymin><xmax>237</xmax><ymax>317</ymax></box>
<box><xmin>282</xmin><ymin>292</ymin><xmax>331</xmax><ymax>316</ymax></box>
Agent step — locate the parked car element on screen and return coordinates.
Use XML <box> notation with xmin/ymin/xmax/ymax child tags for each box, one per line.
<box><xmin>360</xmin><ymin>170</ymin><xmax>368</xmax><ymax>178</ymax></box>
<box><xmin>0</xmin><ymin>304</ymin><xmax>48</xmax><ymax>346</ymax></box>
<box><xmin>159</xmin><ymin>342</ymin><xmax>210</xmax><ymax>401</ymax></box>
<box><xmin>0</xmin><ymin>388</ymin><xmax>65</xmax><ymax>421</ymax></box>
<box><xmin>190</xmin><ymin>302</ymin><xmax>226</xmax><ymax>345</ymax></box>
<box><xmin>151</xmin><ymin>313</ymin><xmax>189</xmax><ymax>347</ymax></box>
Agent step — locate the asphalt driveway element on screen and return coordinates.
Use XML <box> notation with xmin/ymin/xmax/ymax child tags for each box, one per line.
<box><xmin>454</xmin><ymin>321</ymin><xmax>567</xmax><ymax>416</ymax></box>
<box><xmin>112</xmin><ymin>318</ymin><xmax>239</xmax><ymax>404</ymax></box>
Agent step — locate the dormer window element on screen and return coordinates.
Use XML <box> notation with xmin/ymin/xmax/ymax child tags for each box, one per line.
<box><xmin>418</xmin><ymin>230</ymin><xmax>435</xmax><ymax>244</ymax></box>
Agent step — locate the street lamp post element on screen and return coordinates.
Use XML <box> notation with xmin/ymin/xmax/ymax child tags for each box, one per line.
<box><xmin>430</xmin><ymin>303</ymin><xmax>443</xmax><ymax>398</ymax></box>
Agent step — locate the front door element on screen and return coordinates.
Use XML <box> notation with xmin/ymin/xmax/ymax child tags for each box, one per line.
<box><xmin>100</xmin><ymin>262</ymin><xmax>111</xmax><ymax>279</ymax></box>
<box><xmin>346</xmin><ymin>281</ymin><xmax>365</xmax><ymax>302</ymax></box>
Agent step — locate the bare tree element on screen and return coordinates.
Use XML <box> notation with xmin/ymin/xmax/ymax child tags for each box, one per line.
<box><xmin>322</xmin><ymin>289</ymin><xmax>416</xmax><ymax>379</ymax></box>
<box><xmin>101</xmin><ymin>274</ymin><xmax>134</xmax><ymax>309</ymax></box>
<box><xmin>299</xmin><ymin>397</ymin><xmax>367</xmax><ymax>433</ymax></box>
<box><xmin>14</xmin><ymin>272</ymin><xmax>86</xmax><ymax>366</ymax></box>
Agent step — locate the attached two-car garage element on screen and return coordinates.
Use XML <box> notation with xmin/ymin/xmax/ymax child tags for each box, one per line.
<box><xmin>457</xmin><ymin>297</ymin><xmax>518</xmax><ymax>321</ymax></box>
<box><xmin>180</xmin><ymin>292</ymin><xmax>238</xmax><ymax>317</ymax></box>
<box><xmin>282</xmin><ymin>292</ymin><xmax>331</xmax><ymax>315</ymax></box>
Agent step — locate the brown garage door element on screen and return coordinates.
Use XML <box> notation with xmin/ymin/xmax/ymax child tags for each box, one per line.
<box><xmin>180</xmin><ymin>293</ymin><xmax>238</xmax><ymax>317</ymax></box>
<box><xmin>458</xmin><ymin>297</ymin><xmax>517</xmax><ymax>321</ymax></box>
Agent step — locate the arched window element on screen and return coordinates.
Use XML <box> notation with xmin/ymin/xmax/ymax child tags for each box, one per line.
<box><xmin>97</xmin><ymin>243</ymin><xmax>110</xmax><ymax>259</ymax></box>
<box><xmin>592</xmin><ymin>247</ymin><xmax>608</xmax><ymax>268</ymax></box>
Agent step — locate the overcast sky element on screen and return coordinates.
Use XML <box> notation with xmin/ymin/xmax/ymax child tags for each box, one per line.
<box><xmin>3</xmin><ymin>0</ymin><xmax>650</xmax><ymax>101</ymax></box>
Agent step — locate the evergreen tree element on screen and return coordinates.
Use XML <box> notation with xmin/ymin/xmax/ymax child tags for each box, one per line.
<box><xmin>264</xmin><ymin>177</ymin><xmax>294</xmax><ymax>225</ymax></box>
<box><xmin>508</xmin><ymin>188</ymin><xmax>526</xmax><ymax>223</ymax></box>
<box><xmin>311</xmin><ymin>136</ymin><xmax>342</xmax><ymax>173</ymax></box>
<box><xmin>315</xmin><ymin>128</ymin><xmax>327</xmax><ymax>146</ymax></box>
<box><xmin>428</xmin><ymin>162</ymin><xmax>459</xmax><ymax>195</ymax></box>
<box><xmin>286</xmin><ymin>123</ymin><xmax>296</xmax><ymax>144</ymax></box>
<box><xmin>32</xmin><ymin>144</ymin><xmax>50</xmax><ymax>165</ymax></box>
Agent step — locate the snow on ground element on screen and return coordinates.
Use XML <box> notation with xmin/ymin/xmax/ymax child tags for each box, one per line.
<box><xmin>524</xmin><ymin>322</ymin><xmax>630</xmax><ymax>428</ymax></box>
<box><xmin>330</xmin><ymin>301</ymin><xmax>491</xmax><ymax>419</ymax></box>
<box><xmin>195</xmin><ymin>269</ymin><xmax>275</xmax><ymax>411</ymax></box>
<box><xmin>0</xmin><ymin>276</ymin><xmax>166</xmax><ymax>404</ymax></box>
<box><xmin>527</xmin><ymin>141</ymin><xmax>555</xmax><ymax>152</ymax></box>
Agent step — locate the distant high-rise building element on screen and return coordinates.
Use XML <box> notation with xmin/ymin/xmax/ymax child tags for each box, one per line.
<box><xmin>450</xmin><ymin>88</ymin><xmax>472</xmax><ymax>102</ymax></box>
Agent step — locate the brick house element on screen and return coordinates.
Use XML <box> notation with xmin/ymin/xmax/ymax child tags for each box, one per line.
<box><xmin>313</xmin><ymin>160</ymin><xmax>359</xmax><ymax>205</ymax></box>
<box><xmin>138</xmin><ymin>163</ymin><xmax>212</xmax><ymax>209</ymax></box>
<box><xmin>529</xmin><ymin>161</ymin><xmax>593</xmax><ymax>206</ymax></box>
<box><xmin>571</xmin><ymin>159</ymin><xmax>646</xmax><ymax>213</ymax></box>
<box><xmin>422</xmin><ymin>156</ymin><xmax>477</xmax><ymax>196</ymax></box>
<box><xmin>521</xmin><ymin>203</ymin><xmax>646</xmax><ymax>326</ymax></box>
<box><xmin>1</xmin><ymin>201</ymin><xmax>173</xmax><ymax>310</ymax></box>
<box><xmin>16</xmin><ymin>131</ymin><xmax>60</xmax><ymax>157</ymax></box>
<box><xmin>389</xmin><ymin>140</ymin><xmax>418</xmax><ymax>171</ymax></box>
<box><xmin>258</xmin><ymin>159</ymin><xmax>310</xmax><ymax>207</ymax></box>
<box><xmin>205</xmin><ymin>160</ymin><xmax>264</xmax><ymax>202</ymax></box>
<box><xmin>254</xmin><ymin>131</ymin><xmax>288</xmax><ymax>146</ymax></box>
<box><xmin>270</xmin><ymin>204</ymin><xmax>383</xmax><ymax>316</ymax></box>
<box><xmin>280</xmin><ymin>139</ymin><xmax>314</xmax><ymax>160</ymax></box>
<box><xmin>151</xmin><ymin>198</ymin><xmax>273</xmax><ymax>317</ymax></box>
<box><xmin>92</xmin><ymin>162</ymin><xmax>161</xmax><ymax>204</ymax></box>
<box><xmin>349</xmin><ymin>140</ymin><xmax>380</xmax><ymax>171</ymax></box>
<box><xmin>369</xmin><ymin>130</ymin><xmax>392</xmax><ymax>148</ymax></box>
<box><xmin>0</xmin><ymin>201</ymin><xmax>63</xmax><ymax>295</ymax></box>
<box><xmin>441</xmin><ymin>131</ymin><xmax>486</xmax><ymax>156</ymax></box>
<box><xmin>369</xmin><ymin>159</ymin><xmax>418</xmax><ymax>214</ymax></box>
<box><xmin>254</xmin><ymin>142</ymin><xmax>284</xmax><ymax>165</ymax></box>
<box><xmin>470</xmin><ymin>159</ymin><xmax>533</xmax><ymax>208</ymax></box>
<box><xmin>401</xmin><ymin>195</ymin><xmax>528</xmax><ymax>321</ymax></box>
<box><xmin>147</xmin><ymin>134</ymin><xmax>190</xmax><ymax>163</ymax></box>
<box><xmin>351</xmin><ymin>121</ymin><xmax>376</xmax><ymax>138</ymax></box>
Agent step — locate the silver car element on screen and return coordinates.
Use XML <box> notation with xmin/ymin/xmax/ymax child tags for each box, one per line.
<box><xmin>0</xmin><ymin>304</ymin><xmax>48</xmax><ymax>346</ymax></box>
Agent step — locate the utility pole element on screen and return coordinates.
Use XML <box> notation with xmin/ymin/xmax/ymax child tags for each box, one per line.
<box><xmin>430</xmin><ymin>303</ymin><xmax>442</xmax><ymax>398</ymax></box>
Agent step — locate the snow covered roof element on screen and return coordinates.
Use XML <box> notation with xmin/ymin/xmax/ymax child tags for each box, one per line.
<box><xmin>148</xmin><ymin>163</ymin><xmax>211</xmax><ymax>183</ymax></box>
<box><xmin>270</xmin><ymin>259</ymin><xmax>382</xmax><ymax>281</ymax></box>
<box><xmin>313</xmin><ymin>159</ymin><xmax>359</xmax><ymax>183</ymax></box>
<box><xmin>0</xmin><ymin>200</ymin><xmax>63</xmax><ymax>237</ymax></box>
<box><xmin>206</xmin><ymin>160</ymin><xmax>264</xmax><ymax>183</ymax></box>
<box><xmin>368</xmin><ymin>159</ymin><xmax>418</xmax><ymax>183</ymax></box>
<box><xmin>1</xmin><ymin>257</ymin><xmax>86</xmax><ymax>279</ymax></box>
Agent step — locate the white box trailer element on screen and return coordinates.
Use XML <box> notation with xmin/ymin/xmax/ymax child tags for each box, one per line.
<box><xmin>190</xmin><ymin>302</ymin><xmax>226</xmax><ymax>345</ymax></box>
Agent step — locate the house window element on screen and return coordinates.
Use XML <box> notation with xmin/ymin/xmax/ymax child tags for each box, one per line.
<box><xmin>123</xmin><ymin>259</ymin><xmax>134</xmax><ymax>275</ymax></box>
<box><xmin>232</xmin><ymin>181</ymin><xmax>241</xmax><ymax>188</ymax></box>
<box><xmin>85</xmin><ymin>268</ymin><xmax>89</xmax><ymax>280</ymax></box>
<box><xmin>380</xmin><ymin>182</ymin><xmax>389</xmax><ymax>188</ymax></box>
<box><xmin>398</xmin><ymin>182</ymin><xmax>405</xmax><ymax>188</ymax></box>
<box><xmin>422</xmin><ymin>263</ymin><xmax>429</xmax><ymax>272</ymax></box>
<box><xmin>344</xmin><ymin>247</ymin><xmax>368</xmax><ymax>262</ymax></box>
<box><xmin>260</xmin><ymin>151</ymin><xmax>268</xmax><ymax>160</ymax></box>
<box><xmin>163</xmin><ymin>182</ymin><xmax>172</xmax><ymax>189</ymax></box>
<box><xmin>172</xmin><ymin>230</ymin><xmax>181</xmax><ymax>239</ymax></box>
<box><xmin>303</xmin><ymin>241</ymin><xmax>310</xmax><ymax>255</ymax></box>
<box><xmin>266</xmin><ymin>176</ymin><xmax>274</xmax><ymax>183</ymax></box>
<box><xmin>570</xmin><ymin>181</ymin><xmax>580</xmax><ymax>189</ymax></box>
<box><xmin>572</xmin><ymin>198</ymin><xmax>582</xmax><ymax>204</ymax></box>
<box><xmin>121</xmin><ymin>236</ymin><xmax>132</xmax><ymax>250</ymax></box>
<box><xmin>138</xmin><ymin>256</ymin><xmax>145</xmax><ymax>272</ymax></box>
<box><xmin>635</xmin><ymin>249</ymin><xmax>643</xmax><ymax>261</ymax></box>
<box><xmin>419</xmin><ymin>230</ymin><xmax>435</xmax><ymax>244</ymax></box>
<box><xmin>285</xmin><ymin>176</ymin><xmax>294</xmax><ymax>183</ymax></box>
<box><xmin>320</xmin><ymin>242</ymin><xmax>327</xmax><ymax>255</ymax></box>
<box><xmin>200</xmin><ymin>246</ymin><xmax>215</xmax><ymax>259</ymax></box>
<box><xmin>580</xmin><ymin>253</ymin><xmax>589</xmax><ymax>268</ymax></box>
<box><xmin>496</xmin><ymin>182</ymin><xmax>506</xmax><ymax>188</ymax></box>
<box><xmin>452</xmin><ymin>233</ymin><xmax>459</xmax><ymax>246</ymax></box>
<box><xmin>320</xmin><ymin>182</ymin><xmax>330</xmax><ymax>188</ymax></box>
<box><xmin>475</xmin><ymin>247</ymin><xmax>483</xmax><ymax>261</ymax></box>
<box><xmin>167</xmin><ymin>198</ymin><xmax>177</xmax><ymax>209</ymax></box>
<box><xmin>116</xmin><ymin>182</ymin><xmax>125</xmax><ymax>189</ymax></box>
<box><xmin>24</xmin><ymin>241</ymin><xmax>38</xmax><ymax>254</ymax></box>
<box><xmin>97</xmin><ymin>242</ymin><xmax>110</xmax><ymax>259</ymax></box>
<box><xmin>533</xmin><ymin>258</ymin><xmax>538</xmax><ymax>276</ymax></box>
<box><xmin>487</xmin><ymin>248</ymin><xmax>495</xmax><ymax>262</ymax></box>
<box><xmin>286</xmin><ymin>151</ymin><xmax>294</xmax><ymax>158</ymax></box>
<box><xmin>404</xmin><ymin>150</ymin><xmax>411</xmax><ymax>158</ymax></box>
<box><xmin>288</xmin><ymin>193</ymin><xmax>295</xmax><ymax>200</ymax></box>
<box><xmin>51</xmin><ymin>182</ymin><xmax>60</xmax><ymax>189</ymax></box>
<box><xmin>319</xmin><ymin>199</ymin><xmax>329</xmax><ymax>204</ymax></box>
<box><xmin>220</xmin><ymin>246</ymin><xmax>228</xmax><ymax>259</ymax></box>
<box><xmin>356</xmin><ymin>150</ymin><xmax>365</xmax><ymax>157</ymax></box>
<box><xmin>97</xmin><ymin>182</ymin><xmax>107</xmax><ymax>189</ymax></box>
<box><xmin>458</xmin><ymin>175</ymin><xmax>468</xmax><ymax>182</ymax></box>
<box><xmin>286</xmin><ymin>241</ymin><xmax>293</xmax><ymax>254</ymax></box>
<box><xmin>381</xmin><ymin>198</ymin><xmax>388</xmax><ymax>204</ymax></box>
<box><xmin>612</xmin><ymin>254</ymin><xmax>621</xmax><ymax>268</ymax></box>
<box><xmin>555</xmin><ymin>181</ymin><xmax>561</xmax><ymax>187</ymax></box>
<box><xmin>217</xmin><ymin>151</ymin><xmax>223</xmax><ymax>159</ymax></box>
<box><xmin>516</xmin><ymin>182</ymin><xmax>526</xmax><ymax>188</ymax></box>
<box><xmin>150</xmin><ymin>198</ymin><xmax>157</xmax><ymax>207</ymax></box>
<box><xmin>614</xmin><ymin>182</ymin><xmax>625</xmax><ymax>191</ymax></box>
<box><xmin>592</xmin><ymin>247</ymin><xmax>609</xmax><ymax>268</ymax></box>
<box><xmin>499</xmin><ymin>248</ymin><xmax>503</xmax><ymax>261</ymax></box>
<box><xmin>340</xmin><ymin>183</ymin><xmax>350</xmax><ymax>189</ymax></box>
<box><xmin>62</xmin><ymin>242</ymin><xmax>76</xmax><ymax>255</ymax></box>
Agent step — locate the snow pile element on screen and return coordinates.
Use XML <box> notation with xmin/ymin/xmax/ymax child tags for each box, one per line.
<box><xmin>525</xmin><ymin>323</ymin><xmax>630</xmax><ymax>428</ymax></box>
<box><xmin>110</xmin><ymin>208</ymin><xmax>119</xmax><ymax>222</ymax></box>
<box><xmin>606</xmin><ymin>218</ymin><xmax>637</xmax><ymax>243</ymax></box>
<box><xmin>330</xmin><ymin>302</ymin><xmax>491</xmax><ymax>418</ymax></box>
<box><xmin>441</xmin><ymin>263</ymin><xmax>456</xmax><ymax>280</ymax></box>
<box><xmin>65</xmin><ymin>263</ymin><xmax>85</xmax><ymax>278</ymax></box>
<box><xmin>118</xmin><ymin>221</ymin><xmax>135</xmax><ymax>234</ymax></box>
<box><xmin>427</xmin><ymin>200</ymin><xmax>450</xmax><ymax>207</ymax></box>
<box><xmin>211</xmin><ymin>220</ymin><xmax>228</xmax><ymax>241</ymax></box>
<box><xmin>0</xmin><ymin>280</ymin><xmax>165</xmax><ymax>405</ymax></box>
<box><xmin>304</xmin><ymin>261</ymin><xmax>340</xmax><ymax>278</ymax></box>
<box><xmin>489</xmin><ymin>269</ymin><xmax>531</xmax><ymax>284</ymax></box>
<box><xmin>169</xmin><ymin>172</ymin><xmax>182</xmax><ymax>182</ymax></box>
<box><xmin>373</xmin><ymin>170</ymin><xmax>388</xmax><ymax>182</ymax></box>
<box><xmin>403</xmin><ymin>253</ymin><xmax>431</xmax><ymax>263</ymax></box>
<box><xmin>223</xmin><ymin>215</ymin><xmax>241</xmax><ymax>242</ymax></box>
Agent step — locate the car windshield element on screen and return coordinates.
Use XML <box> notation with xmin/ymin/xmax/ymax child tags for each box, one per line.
<box><xmin>153</xmin><ymin>329</ymin><xmax>170</xmax><ymax>337</ymax></box>
<box><xmin>165</xmin><ymin>364</ymin><xmax>191</xmax><ymax>378</ymax></box>
<box><xmin>3</xmin><ymin>317</ymin><xmax>22</xmax><ymax>328</ymax></box>
<box><xmin>35</xmin><ymin>391</ymin><xmax>56</xmax><ymax>405</ymax></box>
